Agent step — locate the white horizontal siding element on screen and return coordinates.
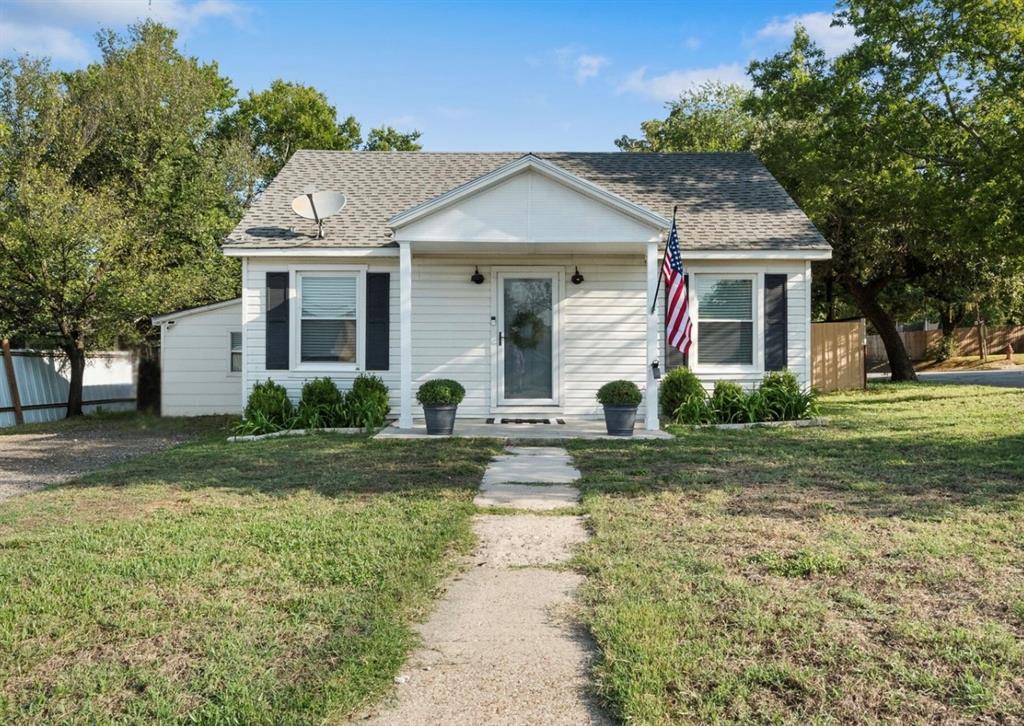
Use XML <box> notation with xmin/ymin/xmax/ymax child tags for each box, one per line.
<box><xmin>674</xmin><ymin>260</ymin><xmax>811</xmax><ymax>391</ymax></box>
<box><xmin>243</xmin><ymin>257</ymin><xmax>401</xmax><ymax>409</ymax></box>
<box><xmin>399</xmin><ymin>169</ymin><xmax>659</xmax><ymax>243</ymax></box>
<box><xmin>161</xmin><ymin>302</ymin><xmax>242</xmax><ymax>416</ymax></box>
<box><xmin>240</xmin><ymin>253</ymin><xmax>814</xmax><ymax>421</ymax></box>
<box><xmin>410</xmin><ymin>254</ymin><xmax>650</xmax><ymax>419</ymax></box>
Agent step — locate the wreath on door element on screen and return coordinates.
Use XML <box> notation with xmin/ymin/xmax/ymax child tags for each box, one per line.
<box><xmin>508</xmin><ymin>310</ymin><xmax>546</xmax><ymax>350</ymax></box>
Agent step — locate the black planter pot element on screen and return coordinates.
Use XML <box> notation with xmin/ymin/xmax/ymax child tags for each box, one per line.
<box><xmin>423</xmin><ymin>404</ymin><xmax>458</xmax><ymax>435</ymax></box>
<box><xmin>603</xmin><ymin>405</ymin><xmax>638</xmax><ymax>436</ymax></box>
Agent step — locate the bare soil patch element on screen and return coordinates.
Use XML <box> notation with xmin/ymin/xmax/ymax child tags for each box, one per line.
<box><xmin>0</xmin><ymin>428</ymin><xmax>190</xmax><ymax>501</ymax></box>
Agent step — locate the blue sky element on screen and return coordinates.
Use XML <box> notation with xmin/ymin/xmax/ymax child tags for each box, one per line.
<box><xmin>1</xmin><ymin>0</ymin><xmax>856</xmax><ymax>150</ymax></box>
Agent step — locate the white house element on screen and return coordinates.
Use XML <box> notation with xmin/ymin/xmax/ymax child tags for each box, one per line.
<box><xmin>160</xmin><ymin>151</ymin><xmax>831</xmax><ymax>429</ymax></box>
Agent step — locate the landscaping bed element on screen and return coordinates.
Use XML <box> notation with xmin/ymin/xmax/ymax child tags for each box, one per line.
<box><xmin>0</xmin><ymin>428</ymin><xmax>500</xmax><ymax>722</ymax></box>
<box><xmin>569</xmin><ymin>383</ymin><xmax>1024</xmax><ymax>723</ymax></box>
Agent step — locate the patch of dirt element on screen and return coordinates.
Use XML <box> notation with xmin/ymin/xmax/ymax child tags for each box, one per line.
<box><xmin>0</xmin><ymin>428</ymin><xmax>190</xmax><ymax>502</ymax></box>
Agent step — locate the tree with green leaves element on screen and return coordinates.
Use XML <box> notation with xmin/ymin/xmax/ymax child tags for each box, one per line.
<box><xmin>220</xmin><ymin>80</ymin><xmax>362</xmax><ymax>199</ymax></box>
<box><xmin>222</xmin><ymin>81</ymin><xmax>422</xmax><ymax>199</ymax></box>
<box><xmin>619</xmin><ymin>1</ymin><xmax>1024</xmax><ymax>379</ymax></box>
<box><xmin>364</xmin><ymin>124</ymin><xmax>422</xmax><ymax>152</ymax></box>
<box><xmin>0</xmin><ymin>23</ymin><xmax>251</xmax><ymax>415</ymax></box>
<box><xmin>615</xmin><ymin>81</ymin><xmax>756</xmax><ymax>153</ymax></box>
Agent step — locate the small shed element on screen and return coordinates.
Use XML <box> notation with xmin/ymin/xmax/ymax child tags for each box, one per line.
<box><xmin>153</xmin><ymin>299</ymin><xmax>242</xmax><ymax>416</ymax></box>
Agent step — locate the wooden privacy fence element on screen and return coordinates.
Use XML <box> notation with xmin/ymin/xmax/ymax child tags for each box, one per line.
<box><xmin>0</xmin><ymin>345</ymin><xmax>136</xmax><ymax>428</ymax></box>
<box><xmin>865</xmin><ymin>324</ymin><xmax>1024</xmax><ymax>363</ymax></box>
<box><xmin>811</xmin><ymin>320</ymin><xmax>866</xmax><ymax>393</ymax></box>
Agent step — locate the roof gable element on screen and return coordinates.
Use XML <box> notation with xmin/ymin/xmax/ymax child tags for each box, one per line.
<box><xmin>391</xmin><ymin>156</ymin><xmax>667</xmax><ymax>244</ymax></box>
<box><xmin>389</xmin><ymin>154</ymin><xmax>669</xmax><ymax>234</ymax></box>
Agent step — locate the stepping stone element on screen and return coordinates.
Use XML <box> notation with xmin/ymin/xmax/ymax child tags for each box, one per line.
<box><xmin>481</xmin><ymin>447</ymin><xmax>580</xmax><ymax>486</ymax></box>
<box><xmin>475</xmin><ymin>482</ymin><xmax>580</xmax><ymax>510</ymax></box>
<box><xmin>475</xmin><ymin>446</ymin><xmax>581</xmax><ymax>509</ymax></box>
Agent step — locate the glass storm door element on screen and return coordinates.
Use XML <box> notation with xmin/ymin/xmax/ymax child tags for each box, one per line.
<box><xmin>497</xmin><ymin>273</ymin><xmax>558</xmax><ymax>406</ymax></box>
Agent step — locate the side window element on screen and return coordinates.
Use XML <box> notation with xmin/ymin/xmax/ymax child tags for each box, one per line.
<box><xmin>695</xmin><ymin>275</ymin><xmax>754</xmax><ymax>366</ymax></box>
<box><xmin>230</xmin><ymin>331</ymin><xmax>242</xmax><ymax>373</ymax></box>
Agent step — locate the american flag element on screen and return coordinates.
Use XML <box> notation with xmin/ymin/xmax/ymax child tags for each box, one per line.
<box><xmin>663</xmin><ymin>217</ymin><xmax>692</xmax><ymax>356</ymax></box>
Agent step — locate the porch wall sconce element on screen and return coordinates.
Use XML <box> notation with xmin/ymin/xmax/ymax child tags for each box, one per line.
<box><xmin>470</xmin><ymin>266</ymin><xmax>485</xmax><ymax>285</ymax></box>
<box><xmin>571</xmin><ymin>266</ymin><xmax>585</xmax><ymax>285</ymax></box>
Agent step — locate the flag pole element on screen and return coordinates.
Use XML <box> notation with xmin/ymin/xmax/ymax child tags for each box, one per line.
<box><xmin>650</xmin><ymin>205</ymin><xmax>677</xmax><ymax>314</ymax></box>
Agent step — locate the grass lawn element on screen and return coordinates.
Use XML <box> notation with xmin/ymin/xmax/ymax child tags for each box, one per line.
<box><xmin>569</xmin><ymin>384</ymin><xmax>1024</xmax><ymax>724</ymax></box>
<box><xmin>0</xmin><ymin>427</ymin><xmax>500</xmax><ymax>723</ymax></box>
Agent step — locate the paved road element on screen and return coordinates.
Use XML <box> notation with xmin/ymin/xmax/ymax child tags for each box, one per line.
<box><xmin>916</xmin><ymin>369</ymin><xmax>1024</xmax><ymax>388</ymax></box>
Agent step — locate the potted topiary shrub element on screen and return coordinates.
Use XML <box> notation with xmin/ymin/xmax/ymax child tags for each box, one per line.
<box><xmin>416</xmin><ymin>379</ymin><xmax>465</xmax><ymax>435</ymax></box>
<box><xmin>596</xmin><ymin>379</ymin><xmax>643</xmax><ymax>436</ymax></box>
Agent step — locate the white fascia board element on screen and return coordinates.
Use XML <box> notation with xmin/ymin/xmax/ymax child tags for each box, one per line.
<box><xmin>152</xmin><ymin>297</ymin><xmax>241</xmax><ymax>324</ymax></box>
<box><xmin>222</xmin><ymin>246</ymin><xmax>399</xmax><ymax>258</ymax></box>
<box><xmin>387</xmin><ymin>154</ymin><xmax>671</xmax><ymax>231</ymax></box>
<box><xmin>682</xmin><ymin>249</ymin><xmax>832</xmax><ymax>261</ymax></box>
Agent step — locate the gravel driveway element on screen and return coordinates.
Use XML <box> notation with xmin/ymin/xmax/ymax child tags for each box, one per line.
<box><xmin>0</xmin><ymin>428</ymin><xmax>190</xmax><ymax>502</ymax></box>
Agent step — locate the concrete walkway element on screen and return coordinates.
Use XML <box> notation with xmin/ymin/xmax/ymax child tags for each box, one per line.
<box><xmin>363</xmin><ymin>447</ymin><xmax>609</xmax><ymax>725</ymax></box>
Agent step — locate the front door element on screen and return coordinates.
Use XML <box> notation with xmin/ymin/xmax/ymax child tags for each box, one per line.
<box><xmin>497</xmin><ymin>272</ymin><xmax>559</xmax><ymax>406</ymax></box>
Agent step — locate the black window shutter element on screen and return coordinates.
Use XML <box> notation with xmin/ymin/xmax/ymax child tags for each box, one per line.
<box><xmin>665</xmin><ymin>273</ymin><xmax>688</xmax><ymax>370</ymax></box>
<box><xmin>764</xmin><ymin>274</ymin><xmax>788</xmax><ymax>371</ymax></box>
<box><xmin>265</xmin><ymin>272</ymin><xmax>289</xmax><ymax>370</ymax></box>
<box><xmin>365</xmin><ymin>273</ymin><xmax>390</xmax><ymax>371</ymax></box>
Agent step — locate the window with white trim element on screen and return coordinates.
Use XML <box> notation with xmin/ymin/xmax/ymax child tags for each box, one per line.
<box><xmin>298</xmin><ymin>273</ymin><xmax>359</xmax><ymax>363</ymax></box>
<box><xmin>696</xmin><ymin>275</ymin><xmax>754</xmax><ymax>366</ymax></box>
<box><xmin>229</xmin><ymin>331</ymin><xmax>242</xmax><ymax>372</ymax></box>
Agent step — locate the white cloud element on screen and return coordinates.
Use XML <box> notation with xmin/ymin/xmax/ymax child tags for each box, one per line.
<box><xmin>11</xmin><ymin>0</ymin><xmax>249</xmax><ymax>29</ymax></box>
<box><xmin>684</xmin><ymin>35</ymin><xmax>701</xmax><ymax>50</ymax></box>
<box><xmin>574</xmin><ymin>53</ymin><xmax>608</xmax><ymax>84</ymax></box>
<box><xmin>552</xmin><ymin>47</ymin><xmax>609</xmax><ymax>84</ymax></box>
<box><xmin>755</xmin><ymin>11</ymin><xmax>858</xmax><ymax>57</ymax></box>
<box><xmin>1</xmin><ymin>0</ymin><xmax>250</xmax><ymax>62</ymax></box>
<box><xmin>0</xmin><ymin>21</ymin><xmax>91</xmax><ymax>62</ymax></box>
<box><xmin>617</xmin><ymin>63</ymin><xmax>749</xmax><ymax>102</ymax></box>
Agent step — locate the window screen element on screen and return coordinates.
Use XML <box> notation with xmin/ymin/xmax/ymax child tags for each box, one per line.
<box><xmin>229</xmin><ymin>331</ymin><xmax>242</xmax><ymax>372</ymax></box>
<box><xmin>299</xmin><ymin>275</ymin><xmax>358</xmax><ymax>363</ymax></box>
<box><xmin>696</xmin><ymin>276</ymin><xmax>754</xmax><ymax>365</ymax></box>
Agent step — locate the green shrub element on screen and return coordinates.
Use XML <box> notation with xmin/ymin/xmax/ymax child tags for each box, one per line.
<box><xmin>759</xmin><ymin>370</ymin><xmax>816</xmax><ymax>421</ymax></box>
<box><xmin>416</xmin><ymin>379</ymin><xmax>466</xmax><ymax>407</ymax></box>
<box><xmin>348</xmin><ymin>373</ymin><xmax>390</xmax><ymax>429</ymax></box>
<box><xmin>673</xmin><ymin>395</ymin><xmax>715</xmax><ymax>425</ymax></box>
<box><xmin>298</xmin><ymin>377</ymin><xmax>344</xmax><ymax>427</ymax></box>
<box><xmin>659</xmin><ymin>367</ymin><xmax>705</xmax><ymax>419</ymax></box>
<box><xmin>709</xmin><ymin>381</ymin><xmax>748</xmax><ymax>424</ymax></box>
<box><xmin>596</xmin><ymin>380</ymin><xmax>643</xmax><ymax>407</ymax></box>
<box><xmin>243</xmin><ymin>379</ymin><xmax>293</xmax><ymax>431</ymax></box>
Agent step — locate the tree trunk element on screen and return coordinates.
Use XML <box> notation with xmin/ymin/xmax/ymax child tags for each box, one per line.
<box><xmin>64</xmin><ymin>342</ymin><xmax>87</xmax><ymax>417</ymax></box>
<box><xmin>845</xmin><ymin>279</ymin><xmax>918</xmax><ymax>382</ymax></box>
<box><xmin>136</xmin><ymin>342</ymin><xmax>161</xmax><ymax>414</ymax></box>
<box><xmin>937</xmin><ymin>303</ymin><xmax>965</xmax><ymax>337</ymax></box>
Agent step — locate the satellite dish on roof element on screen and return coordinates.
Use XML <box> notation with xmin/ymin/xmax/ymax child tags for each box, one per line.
<box><xmin>291</xmin><ymin>191</ymin><xmax>347</xmax><ymax>239</ymax></box>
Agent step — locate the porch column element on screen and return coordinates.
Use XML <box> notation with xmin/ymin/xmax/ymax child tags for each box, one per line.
<box><xmin>399</xmin><ymin>242</ymin><xmax>413</xmax><ymax>429</ymax></box>
<box><xmin>645</xmin><ymin>241</ymin><xmax>660</xmax><ymax>431</ymax></box>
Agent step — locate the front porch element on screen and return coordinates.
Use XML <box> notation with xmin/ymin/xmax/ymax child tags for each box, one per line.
<box><xmin>385</xmin><ymin>154</ymin><xmax>672</xmax><ymax>432</ymax></box>
<box><xmin>375</xmin><ymin>418</ymin><xmax>672</xmax><ymax>441</ymax></box>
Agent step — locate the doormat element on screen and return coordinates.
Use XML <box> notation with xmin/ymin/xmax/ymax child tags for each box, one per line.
<box><xmin>485</xmin><ymin>418</ymin><xmax>566</xmax><ymax>425</ymax></box>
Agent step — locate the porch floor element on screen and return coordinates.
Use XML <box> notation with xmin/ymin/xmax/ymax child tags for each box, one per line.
<box><xmin>374</xmin><ymin>418</ymin><xmax>671</xmax><ymax>441</ymax></box>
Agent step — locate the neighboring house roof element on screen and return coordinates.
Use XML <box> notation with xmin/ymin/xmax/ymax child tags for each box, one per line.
<box><xmin>224</xmin><ymin>151</ymin><xmax>830</xmax><ymax>252</ymax></box>
<box><xmin>151</xmin><ymin>298</ymin><xmax>241</xmax><ymax>325</ymax></box>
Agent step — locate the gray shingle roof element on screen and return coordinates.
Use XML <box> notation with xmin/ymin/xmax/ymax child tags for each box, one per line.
<box><xmin>224</xmin><ymin>151</ymin><xmax>830</xmax><ymax>252</ymax></box>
